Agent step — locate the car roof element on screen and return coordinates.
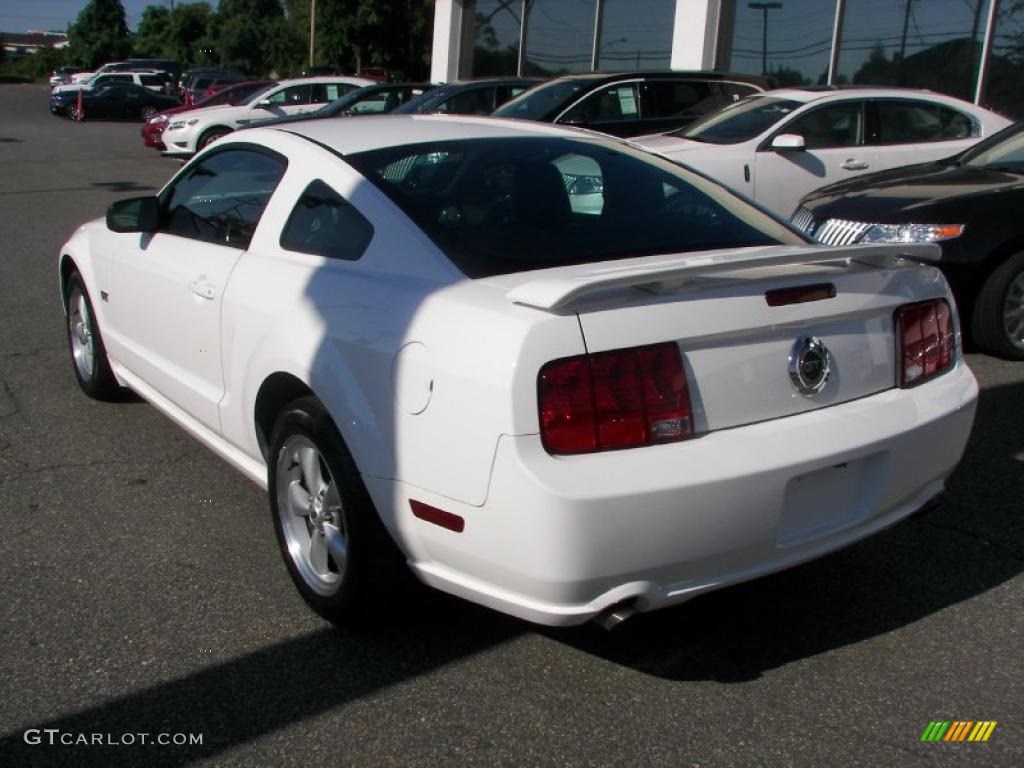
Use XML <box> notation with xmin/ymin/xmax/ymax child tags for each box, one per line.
<box><xmin>761</xmin><ymin>86</ymin><xmax>979</xmax><ymax>106</ymax></box>
<box><xmin>263</xmin><ymin>114</ymin><xmax>595</xmax><ymax>155</ymax></box>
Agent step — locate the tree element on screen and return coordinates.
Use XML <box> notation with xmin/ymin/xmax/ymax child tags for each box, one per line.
<box><xmin>317</xmin><ymin>0</ymin><xmax>433</xmax><ymax>78</ymax></box>
<box><xmin>133</xmin><ymin>6</ymin><xmax>172</xmax><ymax>58</ymax></box>
<box><xmin>68</xmin><ymin>0</ymin><xmax>131</xmax><ymax>68</ymax></box>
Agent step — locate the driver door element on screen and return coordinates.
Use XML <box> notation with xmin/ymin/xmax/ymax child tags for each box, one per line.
<box><xmin>753</xmin><ymin>100</ymin><xmax>875</xmax><ymax>217</ymax></box>
<box><xmin>94</xmin><ymin>148</ymin><xmax>286</xmax><ymax>431</ymax></box>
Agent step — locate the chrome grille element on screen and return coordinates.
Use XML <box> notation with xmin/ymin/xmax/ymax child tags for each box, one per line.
<box><xmin>790</xmin><ymin>206</ymin><xmax>816</xmax><ymax>235</ymax></box>
<box><xmin>814</xmin><ymin>218</ymin><xmax>871</xmax><ymax>246</ymax></box>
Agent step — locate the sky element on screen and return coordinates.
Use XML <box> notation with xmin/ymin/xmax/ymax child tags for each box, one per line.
<box><xmin>0</xmin><ymin>0</ymin><xmax>218</xmax><ymax>34</ymax></box>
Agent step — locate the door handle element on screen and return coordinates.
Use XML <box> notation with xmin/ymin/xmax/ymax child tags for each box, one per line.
<box><xmin>189</xmin><ymin>280</ymin><xmax>216</xmax><ymax>300</ymax></box>
<box><xmin>841</xmin><ymin>159</ymin><xmax>869</xmax><ymax>171</ymax></box>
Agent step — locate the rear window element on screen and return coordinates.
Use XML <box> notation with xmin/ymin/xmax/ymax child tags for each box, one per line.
<box><xmin>346</xmin><ymin>137</ymin><xmax>802</xmax><ymax>278</ymax></box>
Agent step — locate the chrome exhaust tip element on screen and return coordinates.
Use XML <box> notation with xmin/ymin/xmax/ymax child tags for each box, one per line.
<box><xmin>593</xmin><ymin>599</ymin><xmax>639</xmax><ymax>631</ymax></box>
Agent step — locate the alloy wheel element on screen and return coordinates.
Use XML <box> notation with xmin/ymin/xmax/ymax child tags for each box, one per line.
<box><xmin>275</xmin><ymin>434</ymin><xmax>348</xmax><ymax>596</ymax></box>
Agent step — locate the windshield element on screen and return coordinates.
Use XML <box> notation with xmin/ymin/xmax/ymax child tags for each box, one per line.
<box><xmin>671</xmin><ymin>96</ymin><xmax>803</xmax><ymax>144</ymax></box>
<box><xmin>493</xmin><ymin>78</ymin><xmax>589</xmax><ymax>120</ymax></box>
<box><xmin>346</xmin><ymin>137</ymin><xmax>803</xmax><ymax>278</ymax></box>
<box><xmin>961</xmin><ymin>123</ymin><xmax>1024</xmax><ymax>171</ymax></box>
<box><xmin>392</xmin><ymin>86</ymin><xmax>458</xmax><ymax>114</ymax></box>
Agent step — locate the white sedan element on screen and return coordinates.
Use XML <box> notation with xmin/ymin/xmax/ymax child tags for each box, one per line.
<box><xmin>60</xmin><ymin>115</ymin><xmax>977</xmax><ymax>627</ymax></box>
<box><xmin>632</xmin><ymin>87</ymin><xmax>1010</xmax><ymax>218</ymax></box>
<box><xmin>161</xmin><ymin>76</ymin><xmax>372</xmax><ymax>158</ymax></box>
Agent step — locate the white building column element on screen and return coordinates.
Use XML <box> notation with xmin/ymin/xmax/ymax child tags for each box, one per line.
<box><xmin>430</xmin><ymin>0</ymin><xmax>470</xmax><ymax>82</ymax></box>
<box><xmin>670</xmin><ymin>0</ymin><xmax>722</xmax><ymax>70</ymax></box>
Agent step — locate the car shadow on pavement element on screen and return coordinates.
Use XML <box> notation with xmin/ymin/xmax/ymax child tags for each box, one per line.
<box><xmin>547</xmin><ymin>376</ymin><xmax>1024</xmax><ymax>682</ymax></box>
<box><xmin>0</xmin><ymin>591</ymin><xmax>523</xmax><ymax>767</ymax></box>
<box><xmin>91</xmin><ymin>181</ymin><xmax>158</xmax><ymax>193</ymax></box>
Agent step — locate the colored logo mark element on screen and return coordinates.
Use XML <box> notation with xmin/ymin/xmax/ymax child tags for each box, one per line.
<box><xmin>921</xmin><ymin>721</ymin><xmax>997</xmax><ymax>742</ymax></box>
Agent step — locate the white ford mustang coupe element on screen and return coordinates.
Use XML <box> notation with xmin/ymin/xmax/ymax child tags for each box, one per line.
<box><xmin>59</xmin><ymin>116</ymin><xmax>977</xmax><ymax>628</ymax></box>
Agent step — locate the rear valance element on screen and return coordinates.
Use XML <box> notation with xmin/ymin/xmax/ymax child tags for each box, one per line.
<box><xmin>506</xmin><ymin>243</ymin><xmax>941</xmax><ymax>311</ymax></box>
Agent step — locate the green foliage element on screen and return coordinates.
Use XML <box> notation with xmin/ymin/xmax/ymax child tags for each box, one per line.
<box><xmin>133</xmin><ymin>4</ymin><xmax>218</xmax><ymax>68</ymax></box>
<box><xmin>68</xmin><ymin>0</ymin><xmax>132</xmax><ymax>68</ymax></box>
<box><xmin>317</xmin><ymin>0</ymin><xmax>433</xmax><ymax>79</ymax></box>
<box><xmin>56</xmin><ymin>0</ymin><xmax>433</xmax><ymax>81</ymax></box>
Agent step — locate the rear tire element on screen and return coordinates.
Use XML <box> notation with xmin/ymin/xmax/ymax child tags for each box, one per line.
<box><xmin>268</xmin><ymin>396</ymin><xmax>408</xmax><ymax>627</ymax></box>
<box><xmin>198</xmin><ymin>127</ymin><xmax>230</xmax><ymax>150</ymax></box>
<box><xmin>140</xmin><ymin>106</ymin><xmax>157</xmax><ymax>121</ymax></box>
<box><xmin>65</xmin><ymin>272</ymin><xmax>120</xmax><ymax>400</ymax></box>
<box><xmin>971</xmin><ymin>251</ymin><xmax>1024</xmax><ymax>360</ymax></box>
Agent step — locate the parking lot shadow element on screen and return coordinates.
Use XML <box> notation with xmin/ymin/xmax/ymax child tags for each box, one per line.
<box><xmin>547</xmin><ymin>376</ymin><xmax>1024</xmax><ymax>683</ymax></box>
<box><xmin>0</xmin><ymin>592</ymin><xmax>522</xmax><ymax>767</ymax></box>
<box><xmin>91</xmin><ymin>181</ymin><xmax>157</xmax><ymax>193</ymax></box>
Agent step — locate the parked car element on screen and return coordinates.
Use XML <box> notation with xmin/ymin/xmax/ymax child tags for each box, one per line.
<box><xmin>59</xmin><ymin>115</ymin><xmax>977</xmax><ymax>628</ymax></box>
<box><xmin>68</xmin><ymin>60</ymin><xmax>176</xmax><ymax>86</ymax></box>
<box><xmin>493</xmin><ymin>70</ymin><xmax>768</xmax><ymax>138</ymax></box>
<box><xmin>161</xmin><ymin>76</ymin><xmax>373</xmax><ymax>157</ymax></box>
<box><xmin>793</xmin><ymin>120</ymin><xmax>1024</xmax><ymax>359</ymax></box>
<box><xmin>53</xmin><ymin>82</ymin><xmax>180</xmax><ymax>122</ymax></box>
<box><xmin>142</xmin><ymin>81</ymin><xmax>276</xmax><ymax>150</ymax></box>
<box><xmin>181</xmin><ymin>70</ymin><xmax>248</xmax><ymax>106</ymax></box>
<box><xmin>631</xmin><ymin>87</ymin><xmax>1011</xmax><ymax>218</ymax></box>
<box><xmin>391</xmin><ymin>77</ymin><xmax>540</xmax><ymax>116</ymax></box>
<box><xmin>52</xmin><ymin>70</ymin><xmax>172</xmax><ymax>100</ymax></box>
<box><xmin>49</xmin><ymin>66</ymin><xmax>88</xmax><ymax>87</ymax></box>
<box><xmin>242</xmin><ymin>82</ymin><xmax>436</xmax><ymax>130</ymax></box>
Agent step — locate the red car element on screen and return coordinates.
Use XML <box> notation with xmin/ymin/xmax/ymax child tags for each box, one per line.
<box><xmin>141</xmin><ymin>80</ymin><xmax>274</xmax><ymax>150</ymax></box>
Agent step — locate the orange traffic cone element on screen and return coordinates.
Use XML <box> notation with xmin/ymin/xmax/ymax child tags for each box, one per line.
<box><xmin>74</xmin><ymin>88</ymin><xmax>84</xmax><ymax>121</ymax></box>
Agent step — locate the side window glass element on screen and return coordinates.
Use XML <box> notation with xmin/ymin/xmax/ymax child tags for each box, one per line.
<box><xmin>162</xmin><ymin>149</ymin><xmax>287</xmax><ymax>248</ymax></box>
<box><xmin>721</xmin><ymin>83</ymin><xmax>758</xmax><ymax>102</ymax></box>
<box><xmin>562</xmin><ymin>84</ymin><xmax>640</xmax><ymax>124</ymax></box>
<box><xmin>939</xmin><ymin>105</ymin><xmax>974</xmax><ymax>139</ymax></box>
<box><xmin>269</xmin><ymin>85</ymin><xmax>312</xmax><ymax>106</ymax></box>
<box><xmin>314</xmin><ymin>83</ymin><xmax>355</xmax><ymax>103</ymax></box>
<box><xmin>877</xmin><ymin>100</ymin><xmax>945</xmax><ymax>144</ymax></box>
<box><xmin>438</xmin><ymin>87</ymin><xmax>494</xmax><ymax>115</ymax></box>
<box><xmin>647</xmin><ymin>81</ymin><xmax>712</xmax><ymax>118</ymax></box>
<box><xmin>280</xmin><ymin>180</ymin><xmax>374</xmax><ymax>261</ymax></box>
<box><xmin>783</xmin><ymin>102</ymin><xmax>863</xmax><ymax>149</ymax></box>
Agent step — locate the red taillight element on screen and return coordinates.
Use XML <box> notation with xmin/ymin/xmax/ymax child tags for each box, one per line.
<box><xmin>538</xmin><ymin>342</ymin><xmax>693</xmax><ymax>455</ymax></box>
<box><xmin>896</xmin><ymin>299</ymin><xmax>954</xmax><ymax>387</ymax></box>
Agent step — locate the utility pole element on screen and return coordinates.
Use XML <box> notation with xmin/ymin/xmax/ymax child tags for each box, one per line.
<box><xmin>897</xmin><ymin>0</ymin><xmax>915</xmax><ymax>82</ymax></box>
<box><xmin>748</xmin><ymin>3</ymin><xmax>782</xmax><ymax>75</ymax></box>
<box><xmin>309</xmin><ymin>0</ymin><xmax>316</xmax><ymax>68</ymax></box>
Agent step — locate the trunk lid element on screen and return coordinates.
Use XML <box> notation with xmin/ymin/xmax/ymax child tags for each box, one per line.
<box><xmin>487</xmin><ymin>243</ymin><xmax>946</xmax><ymax>433</ymax></box>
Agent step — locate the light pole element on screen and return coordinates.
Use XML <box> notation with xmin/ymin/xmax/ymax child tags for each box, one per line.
<box><xmin>748</xmin><ymin>2</ymin><xmax>782</xmax><ymax>75</ymax></box>
<box><xmin>309</xmin><ymin>0</ymin><xmax>316</xmax><ymax>69</ymax></box>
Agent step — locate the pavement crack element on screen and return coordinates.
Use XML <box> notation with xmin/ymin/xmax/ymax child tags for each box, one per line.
<box><xmin>0</xmin><ymin>377</ymin><xmax>21</xmax><ymax>420</ymax></box>
<box><xmin>925</xmin><ymin>520</ymin><xmax>1024</xmax><ymax>563</ymax></box>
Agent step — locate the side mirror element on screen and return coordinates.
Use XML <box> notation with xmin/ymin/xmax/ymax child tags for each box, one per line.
<box><xmin>107</xmin><ymin>196</ymin><xmax>160</xmax><ymax>233</ymax></box>
<box><xmin>255</xmin><ymin>99</ymin><xmax>272</xmax><ymax>109</ymax></box>
<box><xmin>771</xmin><ymin>133</ymin><xmax>806</xmax><ymax>152</ymax></box>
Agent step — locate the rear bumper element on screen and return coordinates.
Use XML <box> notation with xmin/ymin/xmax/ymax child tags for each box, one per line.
<box><xmin>386</xmin><ymin>363</ymin><xmax>978</xmax><ymax>626</ymax></box>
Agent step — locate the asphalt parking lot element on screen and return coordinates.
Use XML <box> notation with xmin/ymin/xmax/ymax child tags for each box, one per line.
<box><xmin>0</xmin><ymin>83</ymin><xmax>1021</xmax><ymax>768</ymax></box>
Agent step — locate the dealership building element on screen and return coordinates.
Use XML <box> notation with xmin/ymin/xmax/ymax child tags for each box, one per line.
<box><xmin>430</xmin><ymin>0</ymin><xmax>1024</xmax><ymax>116</ymax></box>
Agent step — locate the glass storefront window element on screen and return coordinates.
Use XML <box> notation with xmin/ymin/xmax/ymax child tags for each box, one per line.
<box><xmin>597</xmin><ymin>0</ymin><xmax>674</xmax><ymax>70</ymax></box>
<box><xmin>834</xmin><ymin>0</ymin><xmax>991</xmax><ymax>102</ymax></box>
<box><xmin>983</xmin><ymin>4</ymin><xmax>1024</xmax><ymax>118</ymax></box>
<box><xmin>522</xmin><ymin>0</ymin><xmax>597</xmax><ymax>76</ymax></box>
<box><xmin>469</xmin><ymin>0</ymin><xmax>523</xmax><ymax>77</ymax></box>
<box><xmin>719</xmin><ymin>0</ymin><xmax>836</xmax><ymax>85</ymax></box>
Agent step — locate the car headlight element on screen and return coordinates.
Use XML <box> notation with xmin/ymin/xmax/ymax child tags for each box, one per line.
<box><xmin>861</xmin><ymin>223</ymin><xmax>966</xmax><ymax>243</ymax></box>
<box><xmin>149</xmin><ymin>114</ymin><xmax>169</xmax><ymax>125</ymax></box>
<box><xmin>167</xmin><ymin>118</ymin><xmax>199</xmax><ymax>131</ymax></box>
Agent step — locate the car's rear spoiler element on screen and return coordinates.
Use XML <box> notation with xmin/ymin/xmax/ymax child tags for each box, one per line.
<box><xmin>506</xmin><ymin>243</ymin><xmax>941</xmax><ymax>311</ymax></box>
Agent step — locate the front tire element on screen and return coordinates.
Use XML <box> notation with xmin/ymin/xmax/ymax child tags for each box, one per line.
<box><xmin>65</xmin><ymin>272</ymin><xmax>119</xmax><ymax>400</ymax></box>
<box><xmin>972</xmin><ymin>251</ymin><xmax>1024</xmax><ymax>360</ymax></box>
<box><xmin>268</xmin><ymin>396</ymin><xmax>407</xmax><ymax>626</ymax></box>
<box><xmin>197</xmin><ymin>127</ymin><xmax>230</xmax><ymax>150</ymax></box>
